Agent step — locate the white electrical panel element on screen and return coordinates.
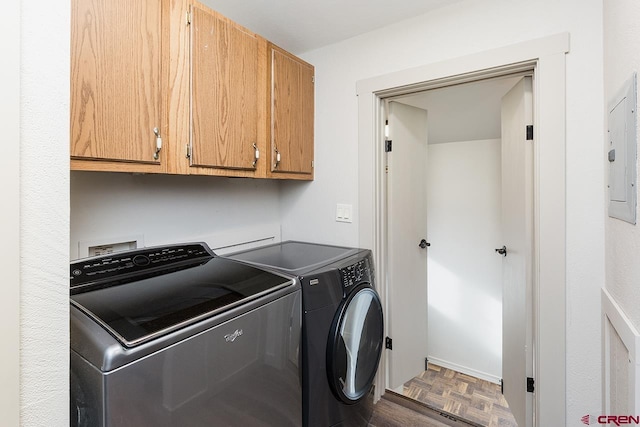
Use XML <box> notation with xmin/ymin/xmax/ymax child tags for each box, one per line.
<box><xmin>608</xmin><ymin>73</ymin><xmax>637</xmax><ymax>224</ymax></box>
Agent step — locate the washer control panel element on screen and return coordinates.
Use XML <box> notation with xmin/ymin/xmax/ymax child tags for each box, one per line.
<box><xmin>339</xmin><ymin>258</ymin><xmax>372</xmax><ymax>289</ymax></box>
<box><xmin>70</xmin><ymin>243</ymin><xmax>212</xmax><ymax>290</ymax></box>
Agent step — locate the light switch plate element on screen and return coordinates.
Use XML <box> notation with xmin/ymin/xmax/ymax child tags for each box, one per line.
<box><xmin>336</xmin><ymin>203</ymin><xmax>353</xmax><ymax>223</ymax></box>
<box><xmin>608</xmin><ymin>72</ymin><xmax>637</xmax><ymax>224</ymax></box>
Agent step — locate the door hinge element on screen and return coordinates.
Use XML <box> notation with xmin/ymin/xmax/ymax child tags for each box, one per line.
<box><xmin>385</xmin><ymin>336</ymin><xmax>393</xmax><ymax>350</ymax></box>
<box><xmin>312</xmin><ymin>76</ymin><xmax>315</xmax><ymax>84</ymax></box>
<box><xmin>311</xmin><ymin>160</ymin><xmax>314</xmax><ymax>168</ymax></box>
<box><xmin>425</xmin><ymin>357</ymin><xmax>429</xmax><ymax>371</ymax></box>
<box><xmin>186</xmin><ymin>144</ymin><xmax>192</xmax><ymax>159</ymax></box>
<box><xmin>500</xmin><ymin>379</ymin><xmax>504</xmax><ymax>394</ymax></box>
<box><xmin>527</xmin><ymin>377</ymin><xmax>535</xmax><ymax>393</ymax></box>
<box><xmin>526</xmin><ymin>125</ymin><xmax>533</xmax><ymax>141</ymax></box>
<box><xmin>186</xmin><ymin>10</ymin><xmax>191</xmax><ymax>25</ymax></box>
<box><xmin>385</xmin><ymin>139</ymin><xmax>392</xmax><ymax>152</ymax></box>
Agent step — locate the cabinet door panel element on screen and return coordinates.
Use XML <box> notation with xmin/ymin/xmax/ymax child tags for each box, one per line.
<box><xmin>270</xmin><ymin>48</ymin><xmax>314</xmax><ymax>175</ymax></box>
<box><xmin>191</xmin><ymin>6</ymin><xmax>258</xmax><ymax>170</ymax></box>
<box><xmin>71</xmin><ymin>0</ymin><xmax>162</xmax><ymax>163</ymax></box>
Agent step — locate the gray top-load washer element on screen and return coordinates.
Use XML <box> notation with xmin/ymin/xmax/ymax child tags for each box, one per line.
<box><xmin>70</xmin><ymin>242</ymin><xmax>302</xmax><ymax>427</ymax></box>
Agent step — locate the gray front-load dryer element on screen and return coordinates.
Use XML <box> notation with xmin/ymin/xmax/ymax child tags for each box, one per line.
<box><xmin>70</xmin><ymin>242</ymin><xmax>302</xmax><ymax>427</ymax></box>
<box><xmin>227</xmin><ymin>241</ymin><xmax>384</xmax><ymax>427</ymax></box>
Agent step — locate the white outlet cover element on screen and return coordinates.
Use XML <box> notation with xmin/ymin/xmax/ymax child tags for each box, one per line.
<box><xmin>78</xmin><ymin>235</ymin><xmax>144</xmax><ymax>259</ymax></box>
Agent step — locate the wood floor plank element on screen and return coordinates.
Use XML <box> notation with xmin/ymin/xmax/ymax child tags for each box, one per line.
<box><xmin>370</xmin><ymin>393</ymin><xmax>477</xmax><ymax>427</ymax></box>
<box><xmin>401</xmin><ymin>364</ymin><xmax>518</xmax><ymax>427</ymax></box>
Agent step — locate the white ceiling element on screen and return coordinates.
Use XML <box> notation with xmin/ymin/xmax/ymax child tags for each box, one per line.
<box><xmin>201</xmin><ymin>0</ymin><xmax>466</xmax><ymax>54</ymax></box>
<box><xmin>199</xmin><ymin>0</ymin><xmax>521</xmax><ymax>144</ymax></box>
<box><xmin>394</xmin><ymin>76</ymin><xmax>522</xmax><ymax>144</ymax></box>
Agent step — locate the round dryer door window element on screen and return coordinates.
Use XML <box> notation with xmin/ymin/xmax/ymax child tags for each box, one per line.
<box><xmin>327</xmin><ymin>286</ymin><xmax>384</xmax><ymax>404</ymax></box>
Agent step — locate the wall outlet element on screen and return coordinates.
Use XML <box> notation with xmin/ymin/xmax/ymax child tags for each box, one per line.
<box><xmin>336</xmin><ymin>204</ymin><xmax>353</xmax><ymax>223</ymax></box>
<box><xmin>78</xmin><ymin>235</ymin><xmax>144</xmax><ymax>259</ymax></box>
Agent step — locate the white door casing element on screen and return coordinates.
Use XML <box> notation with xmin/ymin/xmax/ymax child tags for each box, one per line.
<box><xmin>386</xmin><ymin>101</ymin><xmax>429</xmax><ymax>391</ymax></box>
<box><xmin>500</xmin><ymin>76</ymin><xmax>534</xmax><ymax>427</ymax></box>
<box><xmin>357</xmin><ymin>35</ymin><xmax>568</xmax><ymax>426</ymax></box>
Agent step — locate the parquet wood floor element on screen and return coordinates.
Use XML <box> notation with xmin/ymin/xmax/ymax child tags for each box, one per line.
<box><xmin>370</xmin><ymin>392</ymin><xmax>474</xmax><ymax>427</ymax></box>
<box><xmin>401</xmin><ymin>364</ymin><xmax>518</xmax><ymax>427</ymax></box>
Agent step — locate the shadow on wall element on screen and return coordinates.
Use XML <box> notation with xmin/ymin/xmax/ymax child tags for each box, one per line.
<box><xmin>69</xmin><ymin>171</ymin><xmax>282</xmax><ymax>260</ymax></box>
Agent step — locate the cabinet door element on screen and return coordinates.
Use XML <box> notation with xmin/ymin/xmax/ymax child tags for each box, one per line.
<box><xmin>270</xmin><ymin>46</ymin><xmax>314</xmax><ymax>177</ymax></box>
<box><xmin>190</xmin><ymin>5</ymin><xmax>259</xmax><ymax>171</ymax></box>
<box><xmin>71</xmin><ymin>0</ymin><xmax>164</xmax><ymax>165</ymax></box>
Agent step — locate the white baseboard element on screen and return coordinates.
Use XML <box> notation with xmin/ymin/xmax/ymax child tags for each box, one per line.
<box><xmin>427</xmin><ymin>356</ymin><xmax>502</xmax><ymax>385</ymax></box>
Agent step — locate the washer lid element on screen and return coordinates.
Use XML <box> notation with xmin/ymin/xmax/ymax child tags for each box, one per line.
<box><xmin>228</xmin><ymin>241</ymin><xmax>360</xmax><ymax>274</ymax></box>
<box><xmin>70</xmin><ymin>244</ymin><xmax>292</xmax><ymax>347</ymax></box>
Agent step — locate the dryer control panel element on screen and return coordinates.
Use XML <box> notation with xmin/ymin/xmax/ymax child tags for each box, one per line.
<box><xmin>339</xmin><ymin>258</ymin><xmax>372</xmax><ymax>289</ymax></box>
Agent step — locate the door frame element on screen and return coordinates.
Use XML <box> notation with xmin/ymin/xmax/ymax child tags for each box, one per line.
<box><xmin>0</xmin><ymin>0</ymin><xmax>21</xmax><ymax>424</ymax></box>
<box><xmin>356</xmin><ymin>33</ymin><xmax>569</xmax><ymax>427</ymax></box>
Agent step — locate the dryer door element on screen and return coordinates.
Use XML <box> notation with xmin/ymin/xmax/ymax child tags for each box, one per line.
<box><xmin>327</xmin><ymin>286</ymin><xmax>384</xmax><ymax>404</ymax></box>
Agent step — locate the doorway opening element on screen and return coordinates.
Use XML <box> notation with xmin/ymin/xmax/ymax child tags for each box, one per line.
<box><xmin>383</xmin><ymin>73</ymin><xmax>531</xmax><ymax>427</ymax></box>
<box><xmin>356</xmin><ymin>33</ymin><xmax>569</xmax><ymax>427</ymax></box>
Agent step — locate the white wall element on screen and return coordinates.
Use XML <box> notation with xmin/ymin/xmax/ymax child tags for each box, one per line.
<box><xmin>20</xmin><ymin>0</ymin><xmax>70</xmax><ymax>424</ymax></box>
<box><xmin>604</xmin><ymin>0</ymin><xmax>640</xmax><ymax>337</ymax></box>
<box><xmin>603</xmin><ymin>0</ymin><xmax>640</xmax><ymax>413</ymax></box>
<box><xmin>292</xmin><ymin>0</ymin><xmax>604</xmax><ymax>422</ymax></box>
<box><xmin>70</xmin><ymin>172</ymin><xmax>282</xmax><ymax>259</ymax></box>
<box><xmin>426</xmin><ymin>139</ymin><xmax>502</xmax><ymax>383</ymax></box>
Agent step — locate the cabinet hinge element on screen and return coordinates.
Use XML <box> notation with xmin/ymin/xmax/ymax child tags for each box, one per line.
<box><xmin>385</xmin><ymin>139</ymin><xmax>392</xmax><ymax>152</ymax></box>
<box><xmin>312</xmin><ymin>76</ymin><xmax>315</xmax><ymax>84</ymax></box>
<box><xmin>186</xmin><ymin>144</ymin><xmax>192</xmax><ymax>158</ymax></box>
<box><xmin>311</xmin><ymin>160</ymin><xmax>314</xmax><ymax>168</ymax></box>
<box><xmin>526</xmin><ymin>125</ymin><xmax>533</xmax><ymax>141</ymax></box>
<box><xmin>385</xmin><ymin>336</ymin><xmax>393</xmax><ymax>350</ymax></box>
<box><xmin>527</xmin><ymin>377</ymin><xmax>535</xmax><ymax>393</ymax></box>
<box><xmin>186</xmin><ymin>10</ymin><xmax>191</xmax><ymax>25</ymax></box>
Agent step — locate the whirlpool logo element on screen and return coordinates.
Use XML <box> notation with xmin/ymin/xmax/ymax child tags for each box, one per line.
<box><xmin>224</xmin><ymin>329</ymin><xmax>243</xmax><ymax>343</ymax></box>
<box><xmin>582</xmin><ymin>414</ymin><xmax>640</xmax><ymax>425</ymax></box>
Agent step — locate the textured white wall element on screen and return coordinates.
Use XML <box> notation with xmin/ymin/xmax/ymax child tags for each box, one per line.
<box><xmin>292</xmin><ymin>0</ymin><xmax>604</xmax><ymax>421</ymax></box>
<box><xmin>604</xmin><ymin>0</ymin><xmax>640</xmax><ymax>333</ymax></box>
<box><xmin>603</xmin><ymin>0</ymin><xmax>640</xmax><ymax>414</ymax></box>
<box><xmin>70</xmin><ymin>172</ymin><xmax>282</xmax><ymax>259</ymax></box>
<box><xmin>426</xmin><ymin>139</ymin><xmax>502</xmax><ymax>382</ymax></box>
<box><xmin>20</xmin><ymin>0</ymin><xmax>70</xmax><ymax>424</ymax></box>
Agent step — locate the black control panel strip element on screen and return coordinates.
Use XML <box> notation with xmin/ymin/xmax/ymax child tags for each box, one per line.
<box><xmin>70</xmin><ymin>243</ymin><xmax>213</xmax><ymax>291</ymax></box>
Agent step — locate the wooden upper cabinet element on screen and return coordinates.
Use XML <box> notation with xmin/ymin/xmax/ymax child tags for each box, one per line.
<box><xmin>189</xmin><ymin>5</ymin><xmax>261</xmax><ymax>172</ymax></box>
<box><xmin>70</xmin><ymin>0</ymin><xmax>166</xmax><ymax>170</ymax></box>
<box><xmin>70</xmin><ymin>0</ymin><xmax>314</xmax><ymax>179</ymax></box>
<box><xmin>268</xmin><ymin>44</ymin><xmax>314</xmax><ymax>179</ymax></box>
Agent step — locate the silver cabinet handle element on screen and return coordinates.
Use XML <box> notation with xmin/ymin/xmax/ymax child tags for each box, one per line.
<box><xmin>153</xmin><ymin>127</ymin><xmax>162</xmax><ymax>160</ymax></box>
<box><xmin>252</xmin><ymin>143</ymin><xmax>260</xmax><ymax>167</ymax></box>
<box><xmin>274</xmin><ymin>148</ymin><xmax>281</xmax><ymax>169</ymax></box>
